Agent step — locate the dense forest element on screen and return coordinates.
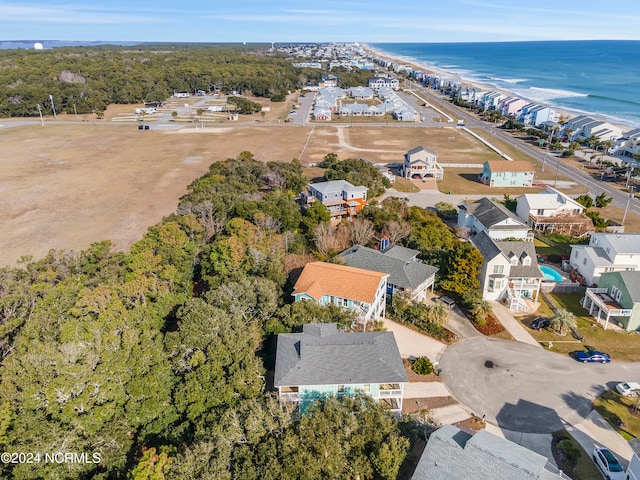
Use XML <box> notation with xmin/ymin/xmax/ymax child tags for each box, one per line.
<box><xmin>0</xmin><ymin>45</ymin><xmax>376</xmax><ymax>117</ymax></box>
<box><xmin>0</xmin><ymin>152</ymin><xmax>481</xmax><ymax>479</ymax></box>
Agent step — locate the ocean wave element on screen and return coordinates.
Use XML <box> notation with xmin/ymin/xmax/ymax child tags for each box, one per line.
<box><xmin>492</xmin><ymin>77</ymin><xmax>528</xmax><ymax>84</ymax></box>
<box><xmin>508</xmin><ymin>86</ymin><xmax>588</xmax><ymax>103</ymax></box>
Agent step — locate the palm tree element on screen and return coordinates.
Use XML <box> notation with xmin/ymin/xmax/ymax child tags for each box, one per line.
<box><xmin>470</xmin><ymin>299</ymin><xmax>493</xmax><ymax>325</ymax></box>
<box><xmin>426</xmin><ymin>302</ymin><xmax>449</xmax><ymax>326</ymax></box>
<box><xmin>550</xmin><ymin>309</ymin><xmax>577</xmax><ymax>336</ymax></box>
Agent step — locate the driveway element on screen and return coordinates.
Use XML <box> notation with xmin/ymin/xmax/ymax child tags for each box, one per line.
<box><xmin>381</xmin><ymin>318</ymin><xmax>446</xmax><ymax>361</ymax></box>
<box><xmin>439</xmin><ymin>336</ymin><xmax>640</xmax><ymax>433</ymax></box>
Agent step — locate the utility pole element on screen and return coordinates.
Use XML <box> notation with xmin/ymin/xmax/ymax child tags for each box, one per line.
<box><xmin>623</xmin><ymin>192</ymin><xmax>635</xmax><ymax>225</ymax></box>
<box><xmin>49</xmin><ymin>94</ymin><xmax>57</xmax><ymax>119</ymax></box>
<box><xmin>36</xmin><ymin>104</ymin><xmax>44</xmax><ymax>126</ymax></box>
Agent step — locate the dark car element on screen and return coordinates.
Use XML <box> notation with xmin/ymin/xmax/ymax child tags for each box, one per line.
<box><xmin>575</xmin><ymin>350</ymin><xmax>611</xmax><ymax>363</ymax></box>
<box><xmin>530</xmin><ymin>317</ymin><xmax>550</xmax><ymax>330</ymax></box>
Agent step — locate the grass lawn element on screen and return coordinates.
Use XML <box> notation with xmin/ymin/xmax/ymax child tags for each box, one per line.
<box><xmin>392</xmin><ymin>177</ymin><xmax>420</xmax><ymax>193</ymax></box>
<box><xmin>593</xmin><ymin>389</ymin><xmax>640</xmax><ymax>440</ymax></box>
<box><xmin>524</xmin><ymin>293</ymin><xmax>640</xmax><ymax>361</ymax></box>
<box><xmin>533</xmin><ymin>238</ymin><xmax>567</xmax><ymax>257</ymax></box>
<box><xmin>551</xmin><ymin>430</ymin><xmax>602</xmax><ymax>480</ymax></box>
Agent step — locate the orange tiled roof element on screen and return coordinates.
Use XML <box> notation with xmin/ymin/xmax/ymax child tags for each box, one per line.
<box><xmin>487</xmin><ymin>160</ymin><xmax>534</xmax><ymax>172</ymax></box>
<box><xmin>293</xmin><ymin>262</ymin><xmax>387</xmax><ymax>303</ymax></box>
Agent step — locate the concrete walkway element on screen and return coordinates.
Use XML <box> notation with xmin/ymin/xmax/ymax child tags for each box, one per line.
<box><xmin>490</xmin><ymin>301</ymin><xmax>542</xmax><ymax>348</ymax></box>
<box><xmin>381</xmin><ymin>318</ymin><xmax>447</xmax><ymax>361</ymax></box>
<box><xmin>404</xmin><ymin>382</ymin><xmax>450</xmax><ymax>398</ymax></box>
<box><xmin>567</xmin><ymin>410</ymin><xmax>633</xmax><ymax>471</ymax></box>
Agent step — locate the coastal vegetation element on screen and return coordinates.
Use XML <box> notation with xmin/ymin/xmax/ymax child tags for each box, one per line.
<box><xmin>0</xmin><ymin>150</ymin><xmax>484</xmax><ymax>478</ymax></box>
<box><xmin>0</xmin><ymin>45</ymin><xmax>374</xmax><ymax>117</ymax></box>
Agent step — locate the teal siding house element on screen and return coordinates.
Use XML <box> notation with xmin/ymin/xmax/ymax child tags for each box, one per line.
<box><xmin>479</xmin><ymin>160</ymin><xmax>535</xmax><ymax>187</ymax></box>
<box><xmin>292</xmin><ymin>261</ymin><xmax>388</xmax><ymax>324</ymax></box>
<box><xmin>274</xmin><ymin>323</ymin><xmax>407</xmax><ymax>413</ymax></box>
<box><xmin>582</xmin><ymin>271</ymin><xmax>640</xmax><ymax>331</ymax></box>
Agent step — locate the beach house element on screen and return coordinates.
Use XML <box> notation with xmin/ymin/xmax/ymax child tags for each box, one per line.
<box><xmin>612</xmin><ymin>127</ymin><xmax>640</xmax><ymax>160</ymax></box>
<box><xmin>479</xmin><ymin>160</ymin><xmax>535</xmax><ymax>187</ymax></box>
<box><xmin>302</xmin><ymin>179</ymin><xmax>367</xmax><ymax>221</ymax></box>
<box><xmin>274</xmin><ymin>323</ymin><xmax>407</xmax><ymax>413</ymax></box>
<box><xmin>581</xmin><ymin>271</ymin><xmax>640</xmax><ymax>331</ymax></box>
<box><xmin>497</xmin><ymin>96</ymin><xmax>528</xmax><ymax>118</ymax></box>
<box><xmin>569</xmin><ymin>233</ymin><xmax>640</xmax><ymax>286</ymax></box>
<box><xmin>339</xmin><ymin>244</ymin><xmax>438</xmax><ymax>303</ymax></box>
<box><xmin>516</xmin><ymin>186</ymin><xmax>592</xmax><ymax>236</ymax></box>
<box><xmin>368</xmin><ymin>77</ymin><xmax>399</xmax><ymax>91</ymax></box>
<box><xmin>517</xmin><ymin>103</ymin><xmax>558</xmax><ymax>127</ymax></box>
<box><xmin>291</xmin><ymin>262</ymin><xmax>388</xmax><ymax>323</ymax></box>
<box><xmin>472</xmin><ymin>231</ymin><xmax>543</xmax><ymax>311</ymax></box>
<box><xmin>458</xmin><ymin>197</ymin><xmax>532</xmax><ymax>241</ymax></box>
<box><xmin>400</xmin><ymin>146</ymin><xmax>443</xmax><ymax>180</ymax></box>
<box><xmin>563</xmin><ymin>115</ymin><xmax>624</xmax><ymax>142</ymax></box>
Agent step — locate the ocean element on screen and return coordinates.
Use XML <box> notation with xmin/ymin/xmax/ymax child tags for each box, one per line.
<box><xmin>370</xmin><ymin>41</ymin><xmax>640</xmax><ymax>130</ymax></box>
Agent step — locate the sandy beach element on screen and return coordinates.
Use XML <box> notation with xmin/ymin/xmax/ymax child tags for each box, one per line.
<box><xmin>362</xmin><ymin>43</ymin><xmax>631</xmax><ymax>133</ymax></box>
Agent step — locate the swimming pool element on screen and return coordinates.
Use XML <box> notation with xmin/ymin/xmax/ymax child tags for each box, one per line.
<box><xmin>540</xmin><ymin>265</ymin><xmax>563</xmax><ymax>282</ymax></box>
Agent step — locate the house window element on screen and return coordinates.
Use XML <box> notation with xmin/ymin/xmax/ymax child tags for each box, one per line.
<box><xmin>537</xmin><ymin>209</ymin><xmax>544</xmax><ymax>215</ymax></box>
<box><xmin>489</xmin><ymin>279</ymin><xmax>494</xmax><ymax>290</ymax></box>
<box><xmin>611</xmin><ymin>286</ymin><xmax>622</xmax><ymax>302</ymax></box>
<box><xmin>337</xmin><ymin>385</ymin><xmax>345</xmax><ymax>395</ymax></box>
<box><xmin>342</xmin><ymin>298</ymin><xmax>349</xmax><ymax>307</ymax></box>
<box><xmin>493</xmin><ymin>265</ymin><xmax>504</xmax><ymax>274</ymax></box>
<box><xmin>494</xmin><ymin>280</ymin><xmax>502</xmax><ymax>289</ymax></box>
<box><xmin>523</xmin><ymin>257</ymin><xmax>531</xmax><ymax>266</ymax></box>
<box><xmin>511</xmin><ymin>256</ymin><xmax>518</xmax><ymax>266</ymax></box>
<box><xmin>583</xmin><ymin>258</ymin><xmax>587</xmax><ymax>265</ymax></box>
<box><xmin>363</xmin><ymin>384</ymin><xmax>370</xmax><ymax>393</ymax></box>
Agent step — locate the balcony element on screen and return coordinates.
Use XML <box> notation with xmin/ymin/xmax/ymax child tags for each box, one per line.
<box><xmin>378</xmin><ymin>389</ymin><xmax>403</xmax><ymax>398</ymax></box>
<box><xmin>279</xmin><ymin>392</ymin><xmax>300</xmax><ymax>402</ymax></box>
<box><xmin>583</xmin><ymin>288</ymin><xmax>632</xmax><ymax>329</ymax></box>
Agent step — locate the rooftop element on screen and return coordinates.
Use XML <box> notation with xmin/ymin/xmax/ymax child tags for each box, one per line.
<box><xmin>462</xmin><ymin>197</ymin><xmax>527</xmax><ymax>230</ymax></box>
<box><xmin>292</xmin><ymin>261</ymin><xmax>388</xmax><ymax>304</ymax></box>
<box><xmin>486</xmin><ymin>160</ymin><xmax>534</xmax><ymax>173</ymax></box>
<box><xmin>274</xmin><ymin>323</ymin><xmax>407</xmax><ymax>387</ymax></box>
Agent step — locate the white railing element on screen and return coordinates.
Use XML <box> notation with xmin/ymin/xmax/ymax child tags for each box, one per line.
<box><xmin>378</xmin><ymin>389</ymin><xmax>402</xmax><ymax>397</ymax></box>
<box><xmin>279</xmin><ymin>392</ymin><xmax>300</xmax><ymax>402</ymax></box>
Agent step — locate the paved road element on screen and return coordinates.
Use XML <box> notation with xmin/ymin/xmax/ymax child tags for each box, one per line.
<box><xmin>440</xmin><ymin>336</ymin><xmax>640</xmax><ymax>433</ymax></box>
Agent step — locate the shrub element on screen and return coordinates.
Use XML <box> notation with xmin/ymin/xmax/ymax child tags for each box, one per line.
<box><xmin>434</xmin><ymin>202</ymin><xmax>457</xmax><ymax>220</ymax></box>
<box><xmin>557</xmin><ymin>439</ymin><xmax>581</xmax><ymax>463</ymax></box>
<box><xmin>547</xmin><ymin>254</ymin><xmax>562</xmax><ymax>263</ymax></box>
<box><xmin>412</xmin><ymin>357</ymin><xmax>433</xmax><ymax>375</ymax></box>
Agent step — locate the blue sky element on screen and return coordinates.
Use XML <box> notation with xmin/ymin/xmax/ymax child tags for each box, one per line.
<box><xmin>1</xmin><ymin>0</ymin><xmax>639</xmax><ymax>43</ymax></box>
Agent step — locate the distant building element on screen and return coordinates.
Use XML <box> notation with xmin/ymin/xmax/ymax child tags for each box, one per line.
<box><xmin>274</xmin><ymin>323</ymin><xmax>407</xmax><ymax>413</ymax></box>
<box><xmin>479</xmin><ymin>160</ymin><xmax>535</xmax><ymax>187</ymax></box>
<box><xmin>368</xmin><ymin>77</ymin><xmax>400</xmax><ymax>91</ymax></box>
<box><xmin>320</xmin><ymin>74</ymin><xmax>339</xmax><ymax>87</ymax></box>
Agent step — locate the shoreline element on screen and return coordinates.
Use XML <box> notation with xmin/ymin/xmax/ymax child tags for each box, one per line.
<box><xmin>362</xmin><ymin>43</ymin><xmax>636</xmax><ymax>134</ymax></box>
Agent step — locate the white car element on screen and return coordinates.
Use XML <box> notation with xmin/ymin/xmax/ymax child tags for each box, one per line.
<box><xmin>592</xmin><ymin>447</ymin><xmax>625</xmax><ymax>480</ymax></box>
<box><xmin>615</xmin><ymin>382</ymin><xmax>640</xmax><ymax>396</ymax></box>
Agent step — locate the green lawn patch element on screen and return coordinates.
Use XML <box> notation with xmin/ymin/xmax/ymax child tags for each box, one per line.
<box><xmin>593</xmin><ymin>389</ymin><xmax>640</xmax><ymax>440</ymax></box>
<box><xmin>544</xmin><ymin>293</ymin><xmax>640</xmax><ymax>362</ymax></box>
<box><xmin>533</xmin><ymin>238</ymin><xmax>566</xmax><ymax>257</ymax></box>
<box><xmin>552</xmin><ymin>430</ymin><xmax>602</xmax><ymax>480</ymax></box>
<box><xmin>392</xmin><ymin>177</ymin><xmax>420</xmax><ymax>193</ymax></box>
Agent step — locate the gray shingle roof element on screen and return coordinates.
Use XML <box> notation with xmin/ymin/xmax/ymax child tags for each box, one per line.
<box><xmin>274</xmin><ymin>323</ymin><xmax>408</xmax><ymax>387</ymax></box>
<box><xmin>464</xmin><ymin>197</ymin><xmax>527</xmax><ymax>230</ymax></box>
<box><xmin>411</xmin><ymin>425</ymin><xmax>565</xmax><ymax>480</ymax></box>
<box><xmin>471</xmin><ymin>231</ymin><xmax>502</xmax><ymax>261</ymax></box>
<box><xmin>340</xmin><ymin>245</ymin><xmax>438</xmax><ymax>290</ymax></box>
<box><xmin>497</xmin><ymin>241</ymin><xmax>543</xmax><ymax>279</ymax></box>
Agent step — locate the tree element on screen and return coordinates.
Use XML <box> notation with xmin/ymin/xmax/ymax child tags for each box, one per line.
<box><xmin>575</xmin><ymin>194</ymin><xmax>594</xmax><ymax>209</ymax></box>
<box><xmin>434</xmin><ymin>202</ymin><xmax>457</xmax><ymax>220</ymax></box>
<box><xmin>470</xmin><ymin>298</ymin><xmax>493</xmax><ymax>325</ymax></box>
<box><xmin>439</xmin><ymin>241</ymin><xmax>483</xmax><ymax>299</ymax></box>
<box><xmin>550</xmin><ymin>308</ymin><xmax>577</xmax><ymax>336</ymax></box>
<box><xmin>128</xmin><ymin>447</ymin><xmax>172</xmax><ymax>480</ymax></box>
<box><xmin>302</xmin><ymin>202</ymin><xmax>331</xmax><ymax>234</ymax></box>
<box><xmin>383</xmin><ymin>220</ymin><xmax>411</xmax><ymax>245</ymax></box>
<box><xmin>349</xmin><ymin>217</ymin><xmax>375</xmax><ymax>246</ymax></box>
<box><xmin>595</xmin><ymin>192</ymin><xmax>613</xmax><ymax>208</ymax></box>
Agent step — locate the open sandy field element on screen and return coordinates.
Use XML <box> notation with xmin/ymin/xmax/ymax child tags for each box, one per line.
<box><xmin>0</xmin><ymin>119</ymin><xmax>619</xmax><ymax>267</ymax></box>
<box><xmin>0</xmin><ymin>123</ymin><xmax>309</xmax><ymax>266</ymax></box>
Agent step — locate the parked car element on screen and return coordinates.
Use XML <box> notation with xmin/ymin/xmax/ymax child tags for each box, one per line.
<box><xmin>530</xmin><ymin>317</ymin><xmax>550</xmax><ymax>330</ymax></box>
<box><xmin>615</xmin><ymin>382</ymin><xmax>640</xmax><ymax>396</ymax></box>
<box><xmin>592</xmin><ymin>447</ymin><xmax>625</xmax><ymax>480</ymax></box>
<box><xmin>436</xmin><ymin>296</ymin><xmax>456</xmax><ymax>309</ymax></box>
<box><xmin>575</xmin><ymin>350</ymin><xmax>611</xmax><ymax>363</ymax></box>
